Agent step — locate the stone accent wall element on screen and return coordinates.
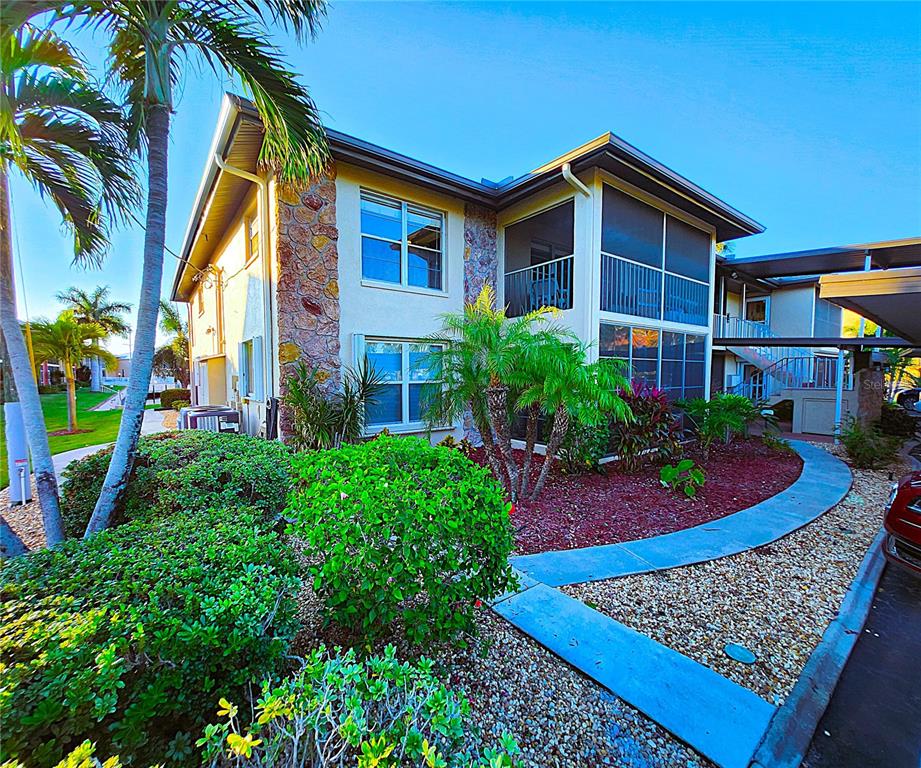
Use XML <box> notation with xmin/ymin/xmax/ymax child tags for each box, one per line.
<box><xmin>856</xmin><ymin>367</ymin><xmax>884</xmax><ymax>426</ymax></box>
<box><xmin>462</xmin><ymin>203</ymin><xmax>499</xmax><ymax>442</ymax></box>
<box><xmin>275</xmin><ymin>168</ymin><xmax>340</xmax><ymax>439</ymax></box>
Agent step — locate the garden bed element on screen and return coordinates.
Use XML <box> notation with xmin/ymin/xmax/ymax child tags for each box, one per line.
<box><xmin>475</xmin><ymin>438</ymin><xmax>803</xmax><ymax>555</ymax></box>
<box><xmin>563</xmin><ymin>447</ymin><xmax>907</xmax><ymax>706</ymax></box>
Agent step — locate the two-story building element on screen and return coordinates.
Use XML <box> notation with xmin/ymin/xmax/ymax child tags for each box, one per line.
<box><xmin>171</xmin><ymin>93</ymin><xmax>764</xmax><ymax>439</ymax></box>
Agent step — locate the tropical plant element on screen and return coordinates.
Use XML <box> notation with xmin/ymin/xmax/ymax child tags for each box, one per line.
<box><xmin>154</xmin><ymin>299</ymin><xmax>189</xmax><ymax>387</ymax></box>
<box><xmin>518</xmin><ymin>336</ymin><xmax>630</xmax><ymax>501</ymax></box>
<box><xmin>287</xmin><ymin>435</ymin><xmax>515</xmax><ymax>646</ymax></box>
<box><xmin>878</xmin><ymin>401</ymin><xmax>919</xmax><ymax>439</ymax></box>
<box><xmin>0</xmin><ymin>6</ymin><xmax>136</xmax><ymax>552</ymax></box>
<box><xmin>59</xmin><ymin>1</ymin><xmax>330</xmax><ymax>538</ymax></box>
<box><xmin>198</xmin><ymin>645</ymin><xmax>520</xmax><ymax>768</ymax></box>
<box><xmin>30</xmin><ymin>311</ymin><xmax>116</xmax><ymax>432</ymax></box>
<box><xmin>424</xmin><ymin>286</ymin><xmax>568</xmax><ymax>502</ymax></box>
<box><xmin>678</xmin><ymin>393</ymin><xmax>766</xmax><ymax>455</ymax></box>
<box><xmin>659</xmin><ymin>459</ymin><xmax>706</xmax><ymax>498</ymax></box>
<box><xmin>840</xmin><ymin>417</ymin><xmax>903</xmax><ymax>469</ymax></box>
<box><xmin>282</xmin><ymin>360</ymin><xmax>386</xmax><ymax>450</ymax></box>
<box><xmin>607</xmin><ymin>380</ymin><xmax>681</xmax><ymax>472</ymax></box>
<box><xmin>56</xmin><ymin>285</ymin><xmax>131</xmax><ymax>391</ymax></box>
<box><xmin>558</xmin><ymin>420</ymin><xmax>609</xmax><ymax>474</ymax></box>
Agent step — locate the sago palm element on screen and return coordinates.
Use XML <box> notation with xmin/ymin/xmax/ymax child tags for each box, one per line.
<box><xmin>520</xmin><ymin>339</ymin><xmax>630</xmax><ymax>501</ymax></box>
<box><xmin>52</xmin><ymin>1</ymin><xmax>331</xmax><ymax>537</ymax></box>
<box><xmin>0</xmin><ymin>6</ymin><xmax>136</xmax><ymax>553</ymax></box>
<box><xmin>30</xmin><ymin>310</ymin><xmax>116</xmax><ymax>432</ymax></box>
<box><xmin>57</xmin><ymin>285</ymin><xmax>131</xmax><ymax>390</ymax></box>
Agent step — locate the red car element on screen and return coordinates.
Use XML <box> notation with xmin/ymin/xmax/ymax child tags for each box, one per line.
<box><xmin>884</xmin><ymin>470</ymin><xmax>921</xmax><ymax>573</ymax></box>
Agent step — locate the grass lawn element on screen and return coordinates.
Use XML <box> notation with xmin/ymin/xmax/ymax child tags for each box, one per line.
<box><xmin>1</xmin><ymin>389</ymin><xmax>123</xmax><ymax>489</ymax></box>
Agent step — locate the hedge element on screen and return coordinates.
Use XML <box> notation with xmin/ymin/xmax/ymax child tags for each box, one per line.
<box><xmin>158</xmin><ymin>388</ymin><xmax>190</xmax><ymax>410</ymax></box>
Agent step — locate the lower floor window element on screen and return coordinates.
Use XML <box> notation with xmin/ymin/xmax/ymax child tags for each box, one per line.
<box><xmin>599</xmin><ymin>323</ymin><xmax>706</xmax><ymax>400</ymax></box>
<box><xmin>364</xmin><ymin>339</ymin><xmax>443</xmax><ymax>427</ymax></box>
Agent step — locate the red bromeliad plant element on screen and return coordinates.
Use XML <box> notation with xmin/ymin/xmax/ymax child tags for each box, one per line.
<box><xmin>608</xmin><ymin>380</ymin><xmax>681</xmax><ymax>472</ymax></box>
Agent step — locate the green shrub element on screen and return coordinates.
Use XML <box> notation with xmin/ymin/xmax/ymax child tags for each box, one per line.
<box><xmin>761</xmin><ymin>434</ymin><xmax>796</xmax><ymax>455</ymax></box>
<box><xmin>559</xmin><ymin>420</ymin><xmax>609</xmax><ymax>474</ymax></box>
<box><xmin>198</xmin><ymin>645</ymin><xmax>519</xmax><ymax>768</ymax></box>
<box><xmin>878</xmin><ymin>401</ymin><xmax>919</xmax><ymax>439</ymax></box>
<box><xmin>287</xmin><ymin>435</ymin><xmax>516</xmax><ymax>646</ymax></box>
<box><xmin>170</xmin><ymin>399</ymin><xmax>190</xmax><ymax>412</ymax></box>
<box><xmin>38</xmin><ymin>384</ymin><xmax>66</xmax><ymax>395</ymax></box>
<box><xmin>659</xmin><ymin>459</ymin><xmax>706</xmax><ymax>498</ymax></box>
<box><xmin>1</xmin><ymin>740</ymin><xmax>143</xmax><ymax>768</ymax></box>
<box><xmin>678</xmin><ymin>393</ymin><xmax>767</xmax><ymax>452</ymax></box>
<box><xmin>840</xmin><ymin>417</ymin><xmax>903</xmax><ymax>469</ymax></box>
<box><xmin>0</xmin><ymin>508</ymin><xmax>300</xmax><ymax>767</ymax></box>
<box><xmin>159</xmin><ymin>388</ymin><xmax>190</xmax><ymax>410</ymax></box>
<box><xmin>608</xmin><ymin>382</ymin><xmax>680</xmax><ymax>472</ymax></box>
<box><xmin>61</xmin><ymin>431</ymin><xmax>292</xmax><ymax>537</ymax></box>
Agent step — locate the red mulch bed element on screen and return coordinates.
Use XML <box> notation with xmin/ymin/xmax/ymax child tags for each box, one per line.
<box><xmin>472</xmin><ymin>439</ymin><xmax>803</xmax><ymax>555</ymax></box>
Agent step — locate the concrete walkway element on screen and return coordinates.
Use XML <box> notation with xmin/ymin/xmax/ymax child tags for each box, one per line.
<box><xmin>492</xmin><ymin>441</ymin><xmax>853</xmax><ymax>768</ymax></box>
<box><xmin>511</xmin><ymin>440</ymin><xmax>852</xmax><ymax>586</ymax></box>
<box><xmin>52</xmin><ymin>409</ymin><xmax>167</xmax><ymax>480</ymax></box>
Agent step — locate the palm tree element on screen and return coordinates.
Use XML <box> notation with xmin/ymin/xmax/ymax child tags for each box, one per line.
<box><xmin>61</xmin><ymin>1</ymin><xmax>331</xmax><ymax>538</ymax></box>
<box><xmin>154</xmin><ymin>299</ymin><xmax>189</xmax><ymax>387</ymax></box>
<box><xmin>56</xmin><ymin>285</ymin><xmax>131</xmax><ymax>391</ymax></box>
<box><xmin>518</xmin><ymin>338</ymin><xmax>630</xmax><ymax>501</ymax></box>
<box><xmin>30</xmin><ymin>311</ymin><xmax>116</xmax><ymax>432</ymax></box>
<box><xmin>0</xmin><ymin>6</ymin><xmax>136</xmax><ymax>552</ymax></box>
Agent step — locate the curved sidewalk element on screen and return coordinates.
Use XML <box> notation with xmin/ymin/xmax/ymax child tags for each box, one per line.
<box><xmin>511</xmin><ymin>440</ymin><xmax>852</xmax><ymax>587</ymax></box>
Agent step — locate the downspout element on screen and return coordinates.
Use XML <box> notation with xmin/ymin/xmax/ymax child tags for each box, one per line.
<box><xmin>562</xmin><ymin>162</ymin><xmax>591</xmax><ymax>197</ymax></box>
<box><xmin>212</xmin><ymin>153</ymin><xmax>275</xmax><ymax>405</ymax></box>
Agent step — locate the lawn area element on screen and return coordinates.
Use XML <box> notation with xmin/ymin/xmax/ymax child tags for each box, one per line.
<box><xmin>0</xmin><ymin>389</ymin><xmax>122</xmax><ymax>488</ymax></box>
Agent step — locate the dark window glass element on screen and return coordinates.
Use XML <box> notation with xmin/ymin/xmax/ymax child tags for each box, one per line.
<box><xmin>685</xmin><ymin>334</ymin><xmax>706</xmax><ymax>361</ymax></box>
<box><xmin>661</xmin><ymin>359</ymin><xmax>684</xmax><ymax>391</ymax></box>
<box><xmin>361</xmin><ymin>195</ymin><xmax>402</xmax><ymax>240</ymax></box>
<box><xmin>661</xmin><ymin>331</ymin><xmax>684</xmax><ymax>361</ymax></box>
<box><xmin>362</xmin><ymin>237</ymin><xmax>401</xmax><ymax>283</ymax></box>
<box><xmin>601</xmin><ymin>185</ymin><xmax>663</xmax><ymax>268</ymax></box>
<box><xmin>407</xmin><ymin>206</ymin><xmax>442</xmax><ymax>251</ymax></box>
<box><xmin>408</xmin><ymin>246</ymin><xmax>442</xmax><ymax>290</ymax></box>
<box><xmin>599</xmin><ymin>324</ymin><xmax>630</xmax><ymax>358</ymax></box>
<box><xmin>685</xmin><ymin>361</ymin><xmax>705</xmax><ymax>388</ymax></box>
<box><xmin>367</xmin><ymin>384</ymin><xmax>402</xmax><ymax>425</ymax></box>
<box><xmin>633</xmin><ymin>358</ymin><xmax>658</xmax><ymax>385</ymax></box>
<box><xmin>665</xmin><ymin>216</ymin><xmax>710</xmax><ymax>282</ymax></box>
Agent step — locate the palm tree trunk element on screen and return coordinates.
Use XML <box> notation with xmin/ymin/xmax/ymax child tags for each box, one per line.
<box><xmin>474</xmin><ymin>412</ymin><xmax>506</xmax><ymax>491</ymax></box>
<box><xmin>85</xmin><ymin>106</ymin><xmax>170</xmax><ymax>537</ymax></box>
<box><xmin>519</xmin><ymin>403</ymin><xmax>540</xmax><ymax>499</ymax></box>
<box><xmin>486</xmin><ymin>385</ymin><xmax>520</xmax><ymax>502</ymax></box>
<box><xmin>65</xmin><ymin>368</ymin><xmax>77</xmax><ymax>432</ymax></box>
<box><xmin>90</xmin><ymin>356</ymin><xmax>102</xmax><ymax>392</ymax></box>
<box><xmin>529</xmin><ymin>405</ymin><xmax>569</xmax><ymax>502</ymax></box>
<box><xmin>0</xmin><ymin>165</ymin><xmax>65</xmax><ymax>546</ymax></box>
<box><xmin>1</xmin><ymin>517</ymin><xmax>27</xmax><ymax>558</ymax></box>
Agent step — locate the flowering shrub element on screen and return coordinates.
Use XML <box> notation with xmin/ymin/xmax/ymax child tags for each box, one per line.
<box><xmin>608</xmin><ymin>382</ymin><xmax>680</xmax><ymax>471</ymax></box>
<box><xmin>61</xmin><ymin>431</ymin><xmax>292</xmax><ymax>536</ymax></box>
<box><xmin>0</xmin><ymin>507</ymin><xmax>299</xmax><ymax>767</ymax></box>
<box><xmin>287</xmin><ymin>435</ymin><xmax>516</xmax><ymax>646</ymax></box>
<box><xmin>198</xmin><ymin>645</ymin><xmax>520</xmax><ymax>768</ymax></box>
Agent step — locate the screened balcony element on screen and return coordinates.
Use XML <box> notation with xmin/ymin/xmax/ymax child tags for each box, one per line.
<box><xmin>504</xmin><ymin>200</ymin><xmax>574</xmax><ymax>318</ymax></box>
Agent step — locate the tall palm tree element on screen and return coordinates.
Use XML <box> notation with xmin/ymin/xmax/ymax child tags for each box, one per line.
<box><xmin>155</xmin><ymin>299</ymin><xmax>189</xmax><ymax>387</ymax></box>
<box><xmin>56</xmin><ymin>285</ymin><xmax>131</xmax><ymax>391</ymax></box>
<box><xmin>0</xmin><ymin>5</ymin><xmax>136</xmax><ymax>552</ymax></box>
<box><xmin>60</xmin><ymin>0</ymin><xmax>331</xmax><ymax>537</ymax></box>
<box><xmin>30</xmin><ymin>311</ymin><xmax>116</xmax><ymax>432</ymax></box>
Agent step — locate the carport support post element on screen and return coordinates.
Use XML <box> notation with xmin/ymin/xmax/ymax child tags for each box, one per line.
<box><xmin>833</xmin><ymin>347</ymin><xmax>845</xmax><ymax>444</ymax></box>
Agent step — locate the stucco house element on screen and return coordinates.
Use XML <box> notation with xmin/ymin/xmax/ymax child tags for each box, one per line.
<box><xmin>172</xmin><ymin>93</ymin><xmax>767</xmax><ymax>439</ymax></box>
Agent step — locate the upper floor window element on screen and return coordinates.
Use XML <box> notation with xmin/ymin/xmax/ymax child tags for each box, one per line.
<box><xmin>246</xmin><ymin>214</ymin><xmax>260</xmax><ymax>265</ymax></box>
<box><xmin>360</xmin><ymin>191</ymin><xmax>444</xmax><ymax>291</ymax></box>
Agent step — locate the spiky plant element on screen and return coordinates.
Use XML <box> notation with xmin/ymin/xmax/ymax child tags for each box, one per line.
<box><xmin>0</xmin><ymin>5</ymin><xmax>136</xmax><ymax>554</ymax></box>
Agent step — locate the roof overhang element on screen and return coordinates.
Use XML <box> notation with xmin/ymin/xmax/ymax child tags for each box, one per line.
<box><xmin>819</xmin><ymin>266</ymin><xmax>921</xmax><ymax>345</ymax></box>
<box><xmin>722</xmin><ymin>237</ymin><xmax>921</xmax><ymax>280</ymax></box>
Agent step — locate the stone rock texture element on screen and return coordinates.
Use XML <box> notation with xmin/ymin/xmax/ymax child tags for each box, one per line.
<box><xmin>275</xmin><ymin>168</ymin><xmax>341</xmax><ymax>439</ymax></box>
<box><xmin>462</xmin><ymin>203</ymin><xmax>499</xmax><ymax>443</ymax></box>
<box><xmin>856</xmin><ymin>367</ymin><xmax>884</xmax><ymax>425</ymax></box>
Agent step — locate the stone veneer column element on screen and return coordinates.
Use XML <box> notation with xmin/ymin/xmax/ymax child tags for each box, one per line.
<box><xmin>275</xmin><ymin>167</ymin><xmax>341</xmax><ymax>439</ymax></box>
<box><xmin>462</xmin><ymin>203</ymin><xmax>499</xmax><ymax>442</ymax></box>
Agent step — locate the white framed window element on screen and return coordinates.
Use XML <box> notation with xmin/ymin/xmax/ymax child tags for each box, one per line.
<box><xmin>238</xmin><ymin>336</ymin><xmax>264</xmax><ymax>401</ymax></box>
<box><xmin>246</xmin><ymin>214</ymin><xmax>260</xmax><ymax>266</ymax></box>
<box><xmin>357</xmin><ymin>336</ymin><xmax>444</xmax><ymax>428</ymax></box>
<box><xmin>360</xmin><ymin>190</ymin><xmax>444</xmax><ymax>292</ymax></box>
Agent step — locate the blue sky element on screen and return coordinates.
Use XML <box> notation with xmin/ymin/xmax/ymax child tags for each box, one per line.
<box><xmin>11</xmin><ymin>1</ymin><xmax>920</xmax><ymax>353</ymax></box>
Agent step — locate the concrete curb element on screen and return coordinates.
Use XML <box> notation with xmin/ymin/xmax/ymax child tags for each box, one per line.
<box><xmin>748</xmin><ymin>529</ymin><xmax>888</xmax><ymax>768</ymax></box>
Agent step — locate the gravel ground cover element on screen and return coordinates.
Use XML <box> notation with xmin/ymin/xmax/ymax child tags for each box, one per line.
<box><xmin>564</xmin><ymin>447</ymin><xmax>908</xmax><ymax>706</ymax></box>
<box><xmin>2</xmin><ymin>479</ymin><xmax>46</xmax><ymax>551</ymax></box>
<box><xmin>292</xmin><ymin>574</ymin><xmax>712</xmax><ymax>768</ymax></box>
<box><xmin>472</xmin><ymin>438</ymin><xmax>802</xmax><ymax>555</ymax></box>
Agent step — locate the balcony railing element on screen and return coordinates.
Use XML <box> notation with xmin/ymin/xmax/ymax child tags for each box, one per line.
<box><xmin>664</xmin><ymin>274</ymin><xmax>709</xmax><ymax>326</ymax></box>
<box><xmin>504</xmin><ymin>255</ymin><xmax>573</xmax><ymax>318</ymax></box>
<box><xmin>599</xmin><ymin>253</ymin><xmax>660</xmax><ymax>319</ymax></box>
<box><xmin>714</xmin><ymin>314</ymin><xmax>772</xmax><ymax>339</ymax></box>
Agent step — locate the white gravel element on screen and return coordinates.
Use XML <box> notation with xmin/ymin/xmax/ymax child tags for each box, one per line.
<box><xmin>564</xmin><ymin>447</ymin><xmax>908</xmax><ymax>706</ymax></box>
